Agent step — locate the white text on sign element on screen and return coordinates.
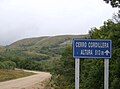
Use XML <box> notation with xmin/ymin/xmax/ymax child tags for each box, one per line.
<box><xmin>76</xmin><ymin>42</ymin><xmax>109</xmax><ymax>48</ymax></box>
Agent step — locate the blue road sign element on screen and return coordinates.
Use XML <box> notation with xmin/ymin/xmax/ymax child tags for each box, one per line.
<box><xmin>73</xmin><ymin>39</ymin><xmax>112</xmax><ymax>58</ymax></box>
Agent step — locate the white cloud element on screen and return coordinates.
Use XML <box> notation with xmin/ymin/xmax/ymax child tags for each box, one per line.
<box><xmin>0</xmin><ymin>0</ymin><xmax>118</xmax><ymax>45</ymax></box>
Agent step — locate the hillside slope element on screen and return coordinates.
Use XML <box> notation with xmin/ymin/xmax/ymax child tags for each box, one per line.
<box><xmin>0</xmin><ymin>35</ymin><xmax>88</xmax><ymax>60</ymax></box>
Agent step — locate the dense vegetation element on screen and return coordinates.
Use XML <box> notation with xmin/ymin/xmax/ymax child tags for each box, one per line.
<box><xmin>50</xmin><ymin>46</ymin><xmax>75</xmax><ymax>89</ymax></box>
<box><xmin>0</xmin><ymin>35</ymin><xmax>86</xmax><ymax>72</ymax></box>
<box><xmin>50</xmin><ymin>12</ymin><xmax>120</xmax><ymax>89</ymax></box>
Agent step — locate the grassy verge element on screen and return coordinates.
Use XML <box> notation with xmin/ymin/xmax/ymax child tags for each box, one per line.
<box><xmin>44</xmin><ymin>78</ymin><xmax>53</xmax><ymax>89</ymax></box>
<box><xmin>0</xmin><ymin>69</ymin><xmax>35</xmax><ymax>82</ymax></box>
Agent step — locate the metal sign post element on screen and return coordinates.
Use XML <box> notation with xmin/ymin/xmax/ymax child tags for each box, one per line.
<box><xmin>75</xmin><ymin>59</ymin><xmax>79</xmax><ymax>89</ymax></box>
<box><xmin>73</xmin><ymin>39</ymin><xmax>112</xmax><ymax>89</ymax></box>
<box><xmin>104</xmin><ymin>59</ymin><xmax>109</xmax><ymax>89</ymax></box>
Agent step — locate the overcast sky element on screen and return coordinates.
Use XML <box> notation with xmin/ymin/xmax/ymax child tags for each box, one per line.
<box><xmin>0</xmin><ymin>0</ymin><xmax>118</xmax><ymax>45</ymax></box>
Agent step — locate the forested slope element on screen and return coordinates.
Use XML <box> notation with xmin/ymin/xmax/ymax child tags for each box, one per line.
<box><xmin>0</xmin><ymin>35</ymin><xmax>87</xmax><ymax>71</ymax></box>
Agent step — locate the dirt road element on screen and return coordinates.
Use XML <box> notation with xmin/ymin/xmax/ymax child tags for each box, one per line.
<box><xmin>0</xmin><ymin>70</ymin><xmax>51</xmax><ymax>89</ymax></box>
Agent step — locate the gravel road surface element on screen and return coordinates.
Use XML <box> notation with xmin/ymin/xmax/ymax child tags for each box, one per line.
<box><xmin>0</xmin><ymin>70</ymin><xmax>51</xmax><ymax>89</ymax></box>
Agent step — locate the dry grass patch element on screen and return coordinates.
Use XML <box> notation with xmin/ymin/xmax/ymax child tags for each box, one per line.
<box><xmin>0</xmin><ymin>69</ymin><xmax>35</xmax><ymax>82</ymax></box>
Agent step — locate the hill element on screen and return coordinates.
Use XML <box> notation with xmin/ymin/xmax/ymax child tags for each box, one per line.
<box><xmin>0</xmin><ymin>35</ymin><xmax>88</xmax><ymax>60</ymax></box>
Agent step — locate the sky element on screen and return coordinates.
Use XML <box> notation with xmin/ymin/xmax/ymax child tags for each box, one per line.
<box><xmin>0</xmin><ymin>0</ymin><xmax>118</xmax><ymax>45</ymax></box>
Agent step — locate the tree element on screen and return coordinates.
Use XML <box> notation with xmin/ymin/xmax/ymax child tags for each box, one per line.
<box><xmin>104</xmin><ymin>0</ymin><xmax>120</xmax><ymax>8</ymax></box>
<box><xmin>80</xmin><ymin>59</ymin><xmax>104</xmax><ymax>89</ymax></box>
<box><xmin>2</xmin><ymin>61</ymin><xmax>16</xmax><ymax>70</ymax></box>
<box><xmin>89</xmin><ymin>12</ymin><xmax>120</xmax><ymax>89</ymax></box>
<box><xmin>0</xmin><ymin>62</ymin><xmax>5</xmax><ymax>69</ymax></box>
<box><xmin>112</xmin><ymin>10</ymin><xmax>120</xmax><ymax>23</ymax></box>
<box><xmin>51</xmin><ymin>45</ymin><xmax>75</xmax><ymax>89</ymax></box>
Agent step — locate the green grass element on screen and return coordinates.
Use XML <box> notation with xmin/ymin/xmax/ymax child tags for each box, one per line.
<box><xmin>0</xmin><ymin>69</ymin><xmax>35</xmax><ymax>82</ymax></box>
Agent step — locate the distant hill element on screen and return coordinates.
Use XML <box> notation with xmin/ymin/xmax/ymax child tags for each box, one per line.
<box><xmin>8</xmin><ymin>35</ymin><xmax>87</xmax><ymax>49</ymax></box>
<box><xmin>0</xmin><ymin>35</ymin><xmax>88</xmax><ymax>60</ymax></box>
